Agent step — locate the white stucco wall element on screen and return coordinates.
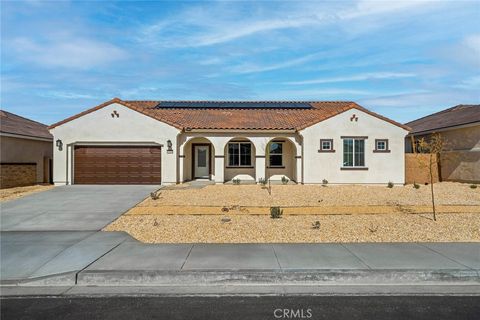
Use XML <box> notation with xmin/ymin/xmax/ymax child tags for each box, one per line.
<box><xmin>50</xmin><ymin>103</ymin><xmax>180</xmax><ymax>185</ymax></box>
<box><xmin>301</xmin><ymin>109</ymin><xmax>409</xmax><ymax>184</ymax></box>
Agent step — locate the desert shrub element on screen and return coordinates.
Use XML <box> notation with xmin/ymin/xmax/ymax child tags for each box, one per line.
<box><xmin>387</xmin><ymin>181</ymin><xmax>394</xmax><ymax>188</ymax></box>
<box><xmin>233</xmin><ymin>178</ymin><xmax>241</xmax><ymax>185</ymax></box>
<box><xmin>322</xmin><ymin>179</ymin><xmax>328</xmax><ymax>186</ymax></box>
<box><xmin>258</xmin><ymin>177</ymin><xmax>267</xmax><ymax>186</ymax></box>
<box><xmin>281</xmin><ymin>176</ymin><xmax>289</xmax><ymax>185</ymax></box>
<box><xmin>270</xmin><ymin>206</ymin><xmax>283</xmax><ymax>219</ymax></box>
<box><xmin>312</xmin><ymin>221</ymin><xmax>321</xmax><ymax>229</ymax></box>
<box><xmin>471</xmin><ymin>184</ymin><xmax>478</xmax><ymax>189</ymax></box>
<box><xmin>150</xmin><ymin>192</ymin><xmax>159</xmax><ymax>200</ymax></box>
<box><xmin>413</xmin><ymin>182</ymin><xmax>420</xmax><ymax>189</ymax></box>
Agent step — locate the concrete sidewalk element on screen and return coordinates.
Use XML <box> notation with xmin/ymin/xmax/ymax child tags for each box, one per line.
<box><xmin>2</xmin><ymin>232</ymin><xmax>479</xmax><ymax>286</ymax></box>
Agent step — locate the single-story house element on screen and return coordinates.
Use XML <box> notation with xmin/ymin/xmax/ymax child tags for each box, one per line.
<box><xmin>406</xmin><ymin>104</ymin><xmax>480</xmax><ymax>183</ymax></box>
<box><xmin>48</xmin><ymin>98</ymin><xmax>410</xmax><ymax>185</ymax></box>
<box><xmin>0</xmin><ymin>110</ymin><xmax>53</xmax><ymax>188</ymax></box>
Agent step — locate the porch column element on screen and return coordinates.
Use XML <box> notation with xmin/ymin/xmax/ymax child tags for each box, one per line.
<box><xmin>214</xmin><ymin>155</ymin><xmax>224</xmax><ymax>183</ymax></box>
<box><xmin>296</xmin><ymin>155</ymin><xmax>302</xmax><ymax>184</ymax></box>
<box><xmin>255</xmin><ymin>155</ymin><xmax>266</xmax><ymax>182</ymax></box>
<box><xmin>178</xmin><ymin>155</ymin><xmax>184</xmax><ymax>183</ymax></box>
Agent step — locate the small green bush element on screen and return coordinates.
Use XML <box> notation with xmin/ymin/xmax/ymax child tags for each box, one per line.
<box><xmin>258</xmin><ymin>177</ymin><xmax>267</xmax><ymax>186</ymax></box>
<box><xmin>312</xmin><ymin>221</ymin><xmax>321</xmax><ymax>229</ymax></box>
<box><xmin>322</xmin><ymin>179</ymin><xmax>328</xmax><ymax>186</ymax></box>
<box><xmin>387</xmin><ymin>181</ymin><xmax>394</xmax><ymax>188</ymax></box>
<box><xmin>232</xmin><ymin>178</ymin><xmax>241</xmax><ymax>185</ymax></box>
<box><xmin>413</xmin><ymin>182</ymin><xmax>420</xmax><ymax>189</ymax></box>
<box><xmin>281</xmin><ymin>176</ymin><xmax>289</xmax><ymax>185</ymax></box>
<box><xmin>150</xmin><ymin>192</ymin><xmax>159</xmax><ymax>200</ymax></box>
<box><xmin>471</xmin><ymin>184</ymin><xmax>478</xmax><ymax>189</ymax></box>
<box><xmin>270</xmin><ymin>206</ymin><xmax>283</xmax><ymax>219</ymax></box>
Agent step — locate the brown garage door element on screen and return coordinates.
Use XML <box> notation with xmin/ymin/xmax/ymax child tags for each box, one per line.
<box><xmin>74</xmin><ymin>146</ymin><xmax>161</xmax><ymax>184</ymax></box>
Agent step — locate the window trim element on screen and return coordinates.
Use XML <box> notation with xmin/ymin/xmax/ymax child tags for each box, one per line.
<box><xmin>227</xmin><ymin>142</ymin><xmax>253</xmax><ymax>167</ymax></box>
<box><xmin>318</xmin><ymin>139</ymin><xmax>335</xmax><ymax>153</ymax></box>
<box><xmin>373</xmin><ymin>139</ymin><xmax>391</xmax><ymax>153</ymax></box>
<box><xmin>341</xmin><ymin>137</ymin><xmax>367</xmax><ymax>169</ymax></box>
<box><xmin>268</xmin><ymin>142</ymin><xmax>284</xmax><ymax>168</ymax></box>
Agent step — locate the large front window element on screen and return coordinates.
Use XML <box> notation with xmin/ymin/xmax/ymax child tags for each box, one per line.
<box><xmin>228</xmin><ymin>142</ymin><xmax>252</xmax><ymax>167</ymax></box>
<box><xmin>343</xmin><ymin>138</ymin><xmax>365</xmax><ymax>167</ymax></box>
<box><xmin>269</xmin><ymin>142</ymin><xmax>283</xmax><ymax>167</ymax></box>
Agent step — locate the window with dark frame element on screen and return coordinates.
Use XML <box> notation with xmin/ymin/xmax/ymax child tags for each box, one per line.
<box><xmin>319</xmin><ymin>139</ymin><xmax>334</xmax><ymax>152</ymax></box>
<box><xmin>343</xmin><ymin>138</ymin><xmax>365</xmax><ymax>167</ymax></box>
<box><xmin>269</xmin><ymin>142</ymin><xmax>283</xmax><ymax>167</ymax></box>
<box><xmin>374</xmin><ymin>139</ymin><xmax>390</xmax><ymax>152</ymax></box>
<box><xmin>228</xmin><ymin>142</ymin><xmax>252</xmax><ymax>167</ymax></box>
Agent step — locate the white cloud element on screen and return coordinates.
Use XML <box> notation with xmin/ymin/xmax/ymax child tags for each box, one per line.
<box><xmin>37</xmin><ymin>91</ymin><xmax>99</xmax><ymax>99</ymax></box>
<box><xmin>285</xmin><ymin>72</ymin><xmax>416</xmax><ymax>85</ymax></box>
<box><xmin>12</xmin><ymin>37</ymin><xmax>128</xmax><ymax>69</ymax></box>
<box><xmin>138</xmin><ymin>0</ymin><xmax>440</xmax><ymax>48</ymax></box>
<box><xmin>228</xmin><ymin>53</ymin><xmax>322</xmax><ymax>74</ymax></box>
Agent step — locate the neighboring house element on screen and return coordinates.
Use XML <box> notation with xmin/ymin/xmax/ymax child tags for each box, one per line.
<box><xmin>405</xmin><ymin>104</ymin><xmax>480</xmax><ymax>183</ymax></box>
<box><xmin>48</xmin><ymin>98</ymin><xmax>410</xmax><ymax>185</ymax></box>
<box><xmin>0</xmin><ymin>110</ymin><xmax>53</xmax><ymax>188</ymax></box>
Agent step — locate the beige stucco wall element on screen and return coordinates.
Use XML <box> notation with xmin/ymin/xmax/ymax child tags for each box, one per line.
<box><xmin>50</xmin><ymin>103</ymin><xmax>180</xmax><ymax>185</ymax></box>
<box><xmin>406</xmin><ymin>124</ymin><xmax>479</xmax><ymax>182</ymax></box>
<box><xmin>300</xmin><ymin>109</ymin><xmax>409</xmax><ymax>184</ymax></box>
<box><xmin>0</xmin><ymin>135</ymin><xmax>52</xmax><ymax>185</ymax></box>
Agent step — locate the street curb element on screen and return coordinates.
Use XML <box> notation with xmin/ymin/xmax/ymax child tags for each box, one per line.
<box><xmin>74</xmin><ymin>269</ymin><xmax>480</xmax><ymax>286</ymax></box>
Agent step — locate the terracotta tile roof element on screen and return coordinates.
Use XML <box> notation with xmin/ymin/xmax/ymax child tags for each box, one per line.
<box><xmin>49</xmin><ymin>98</ymin><xmax>410</xmax><ymax>131</ymax></box>
<box><xmin>406</xmin><ymin>104</ymin><xmax>480</xmax><ymax>134</ymax></box>
<box><xmin>0</xmin><ymin>110</ymin><xmax>52</xmax><ymax>140</ymax></box>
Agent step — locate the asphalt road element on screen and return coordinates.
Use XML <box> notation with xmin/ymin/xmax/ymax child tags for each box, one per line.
<box><xmin>2</xmin><ymin>295</ymin><xmax>480</xmax><ymax>320</ymax></box>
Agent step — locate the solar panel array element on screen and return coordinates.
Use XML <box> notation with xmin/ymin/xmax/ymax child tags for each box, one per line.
<box><xmin>156</xmin><ymin>101</ymin><xmax>312</xmax><ymax>109</ymax></box>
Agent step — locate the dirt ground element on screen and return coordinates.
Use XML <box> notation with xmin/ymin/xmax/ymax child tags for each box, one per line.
<box><xmin>0</xmin><ymin>185</ymin><xmax>54</xmax><ymax>202</ymax></box>
<box><xmin>104</xmin><ymin>213</ymin><xmax>480</xmax><ymax>243</ymax></box>
<box><xmin>140</xmin><ymin>182</ymin><xmax>479</xmax><ymax>207</ymax></box>
<box><xmin>104</xmin><ymin>182</ymin><xmax>480</xmax><ymax>243</ymax></box>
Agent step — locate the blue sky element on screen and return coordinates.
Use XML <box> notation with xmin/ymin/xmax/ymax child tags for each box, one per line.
<box><xmin>1</xmin><ymin>0</ymin><xmax>479</xmax><ymax>125</ymax></box>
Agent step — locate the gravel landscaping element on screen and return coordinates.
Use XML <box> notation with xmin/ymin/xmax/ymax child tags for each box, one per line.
<box><xmin>104</xmin><ymin>213</ymin><xmax>480</xmax><ymax>243</ymax></box>
<box><xmin>0</xmin><ymin>185</ymin><xmax>54</xmax><ymax>202</ymax></box>
<box><xmin>139</xmin><ymin>182</ymin><xmax>480</xmax><ymax>207</ymax></box>
<box><xmin>104</xmin><ymin>182</ymin><xmax>480</xmax><ymax>243</ymax></box>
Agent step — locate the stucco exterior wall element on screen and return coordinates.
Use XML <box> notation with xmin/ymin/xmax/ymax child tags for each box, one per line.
<box><xmin>300</xmin><ymin>109</ymin><xmax>409</xmax><ymax>184</ymax></box>
<box><xmin>406</xmin><ymin>124</ymin><xmax>479</xmax><ymax>182</ymax></box>
<box><xmin>50</xmin><ymin>103</ymin><xmax>180</xmax><ymax>185</ymax></box>
<box><xmin>0</xmin><ymin>135</ymin><xmax>52</xmax><ymax>185</ymax></box>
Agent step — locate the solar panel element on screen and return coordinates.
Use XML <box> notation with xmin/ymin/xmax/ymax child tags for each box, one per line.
<box><xmin>156</xmin><ymin>101</ymin><xmax>312</xmax><ymax>109</ymax></box>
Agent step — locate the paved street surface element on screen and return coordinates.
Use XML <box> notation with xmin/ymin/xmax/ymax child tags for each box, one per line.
<box><xmin>0</xmin><ymin>185</ymin><xmax>159</xmax><ymax>231</ymax></box>
<box><xmin>2</xmin><ymin>295</ymin><xmax>480</xmax><ymax>320</ymax></box>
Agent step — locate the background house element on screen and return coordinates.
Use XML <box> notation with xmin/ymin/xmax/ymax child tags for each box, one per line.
<box><xmin>0</xmin><ymin>110</ymin><xmax>53</xmax><ymax>188</ymax></box>
<box><xmin>405</xmin><ymin>104</ymin><xmax>480</xmax><ymax>183</ymax></box>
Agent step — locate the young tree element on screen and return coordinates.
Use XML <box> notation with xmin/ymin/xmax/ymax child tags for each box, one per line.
<box><xmin>416</xmin><ymin>133</ymin><xmax>446</xmax><ymax>221</ymax></box>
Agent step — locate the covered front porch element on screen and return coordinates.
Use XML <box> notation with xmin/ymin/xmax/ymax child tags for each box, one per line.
<box><xmin>178</xmin><ymin>133</ymin><xmax>302</xmax><ymax>184</ymax></box>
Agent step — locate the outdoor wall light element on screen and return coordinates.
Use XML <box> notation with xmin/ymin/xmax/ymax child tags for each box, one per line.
<box><xmin>167</xmin><ymin>140</ymin><xmax>173</xmax><ymax>152</ymax></box>
<box><xmin>56</xmin><ymin>139</ymin><xmax>63</xmax><ymax>151</ymax></box>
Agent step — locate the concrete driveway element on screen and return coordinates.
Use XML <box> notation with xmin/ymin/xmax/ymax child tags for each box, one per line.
<box><xmin>0</xmin><ymin>185</ymin><xmax>159</xmax><ymax>231</ymax></box>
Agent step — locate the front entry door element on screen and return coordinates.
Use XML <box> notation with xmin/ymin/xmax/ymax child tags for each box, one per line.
<box><xmin>194</xmin><ymin>145</ymin><xmax>210</xmax><ymax>178</ymax></box>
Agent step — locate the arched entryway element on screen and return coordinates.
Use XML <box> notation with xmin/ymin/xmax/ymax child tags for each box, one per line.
<box><xmin>182</xmin><ymin>137</ymin><xmax>215</xmax><ymax>181</ymax></box>
<box><xmin>265</xmin><ymin>138</ymin><xmax>297</xmax><ymax>183</ymax></box>
<box><xmin>224</xmin><ymin>137</ymin><xmax>256</xmax><ymax>183</ymax></box>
